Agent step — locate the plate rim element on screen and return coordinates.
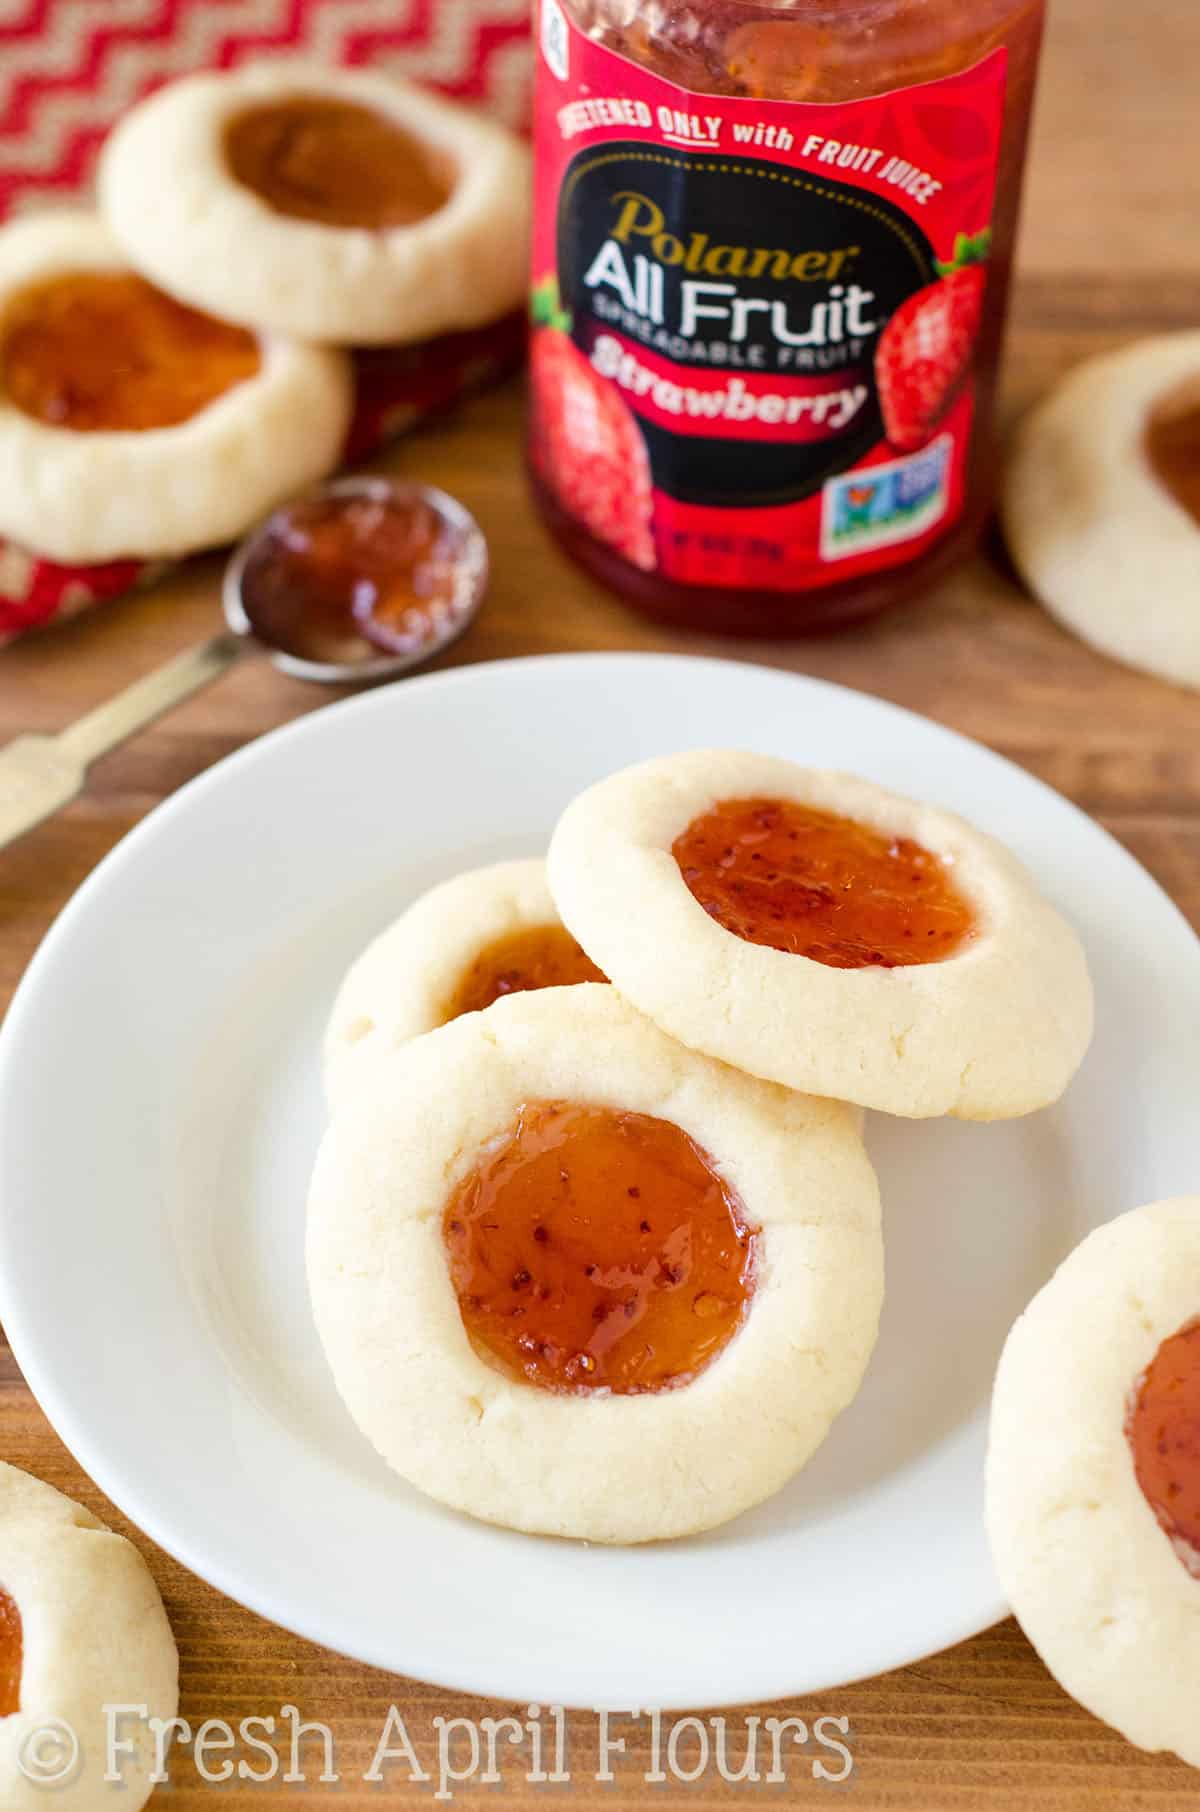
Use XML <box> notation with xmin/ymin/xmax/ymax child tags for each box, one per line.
<box><xmin>1</xmin><ymin>650</ymin><xmax>1196</xmax><ymax>1708</ymax></box>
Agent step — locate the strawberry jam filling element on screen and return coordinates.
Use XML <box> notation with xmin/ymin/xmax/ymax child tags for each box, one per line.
<box><xmin>225</xmin><ymin>97</ymin><xmax>453</xmax><ymax>229</ymax></box>
<box><xmin>2</xmin><ymin>272</ymin><xmax>260</xmax><ymax>433</ymax></box>
<box><xmin>673</xmin><ymin>796</ymin><xmax>975</xmax><ymax>967</ymax></box>
<box><xmin>1145</xmin><ymin>382</ymin><xmax>1200</xmax><ymax>528</ymax></box>
<box><xmin>1128</xmin><ymin>1319</ymin><xmax>1200</xmax><ymax>1574</ymax></box>
<box><xmin>0</xmin><ymin>1587</ymin><xmax>21</xmax><ymax>1717</ymax></box>
<box><xmin>443</xmin><ymin>1101</ymin><xmax>757</xmax><ymax>1394</ymax></box>
<box><xmin>446</xmin><ymin>926</ymin><xmax>606</xmax><ymax>1021</ymax></box>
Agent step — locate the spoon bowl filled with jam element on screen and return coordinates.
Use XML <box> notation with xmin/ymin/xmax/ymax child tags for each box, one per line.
<box><xmin>224</xmin><ymin>473</ymin><xmax>489</xmax><ymax>682</ymax></box>
<box><xmin>0</xmin><ymin>473</ymin><xmax>490</xmax><ymax>854</ymax></box>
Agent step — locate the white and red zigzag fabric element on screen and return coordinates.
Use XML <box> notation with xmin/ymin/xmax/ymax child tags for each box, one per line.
<box><xmin>0</xmin><ymin>0</ymin><xmax>533</xmax><ymax>638</ymax></box>
<box><xmin>0</xmin><ymin>0</ymin><xmax>532</xmax><ymax>218</ymax></box>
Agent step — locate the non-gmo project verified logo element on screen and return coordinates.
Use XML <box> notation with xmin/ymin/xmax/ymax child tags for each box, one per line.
<box><xmin>821</xmin><ymin>434</ymin><xmax>951</xmax><ymax>561</ymax></box>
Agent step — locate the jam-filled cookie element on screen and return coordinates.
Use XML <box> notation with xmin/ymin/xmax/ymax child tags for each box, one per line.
<box><xmin>325</xmin><ymin>860</ymin><xmax>605</xmax><ymax>1112</ymax></box>
<box><xmin>547</xmin><ymin>749</ymin><xmax>1093</xmax><ymax>1119</ymax></box>
<box><xmin>1003</xmin><ymin>333</ymin><xmax>1200</xmax><ymax>691</ymax></box>
<box><xmin>987</xmin><ymin>1198</ymin><xmax>1200</xmax><ymax>1767</ymax></box>
<box><xmin>0</xmin><ymin>212</ymin><xmax>352</xmax><ymax>564</ymax></box>
<box><xmin>98</xmin><ymin>66</ymin><xmax>530</xmax><ymax>347</ymax></box>
<box><xmin>0</xmin><ymin>1464</ymin><xmax>177</xmax><ymax>1810</ymax></box>
<box><xmin>308</xmin><ymin>986</ymin><xmax>882</xmax><ymax>1543</ymax></box>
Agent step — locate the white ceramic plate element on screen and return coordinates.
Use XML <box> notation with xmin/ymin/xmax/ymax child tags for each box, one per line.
<box><xmin>1</xmin><ymin>653</ymin><xmax>1197</xmax><ymax>1710</ymax></box>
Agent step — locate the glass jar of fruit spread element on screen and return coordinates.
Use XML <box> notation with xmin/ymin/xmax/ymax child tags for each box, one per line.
<box><xmin>529</xmin><ymin>0</ymin><xmax>1045</xmax><ymax>634</ymax></box>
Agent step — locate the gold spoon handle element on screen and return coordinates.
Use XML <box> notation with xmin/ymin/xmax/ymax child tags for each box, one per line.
<box><xmin>0</xmin><ymin>631</ymin><xmax>246</xmax><ymax>853</ymax></box>
<box><xmin>58</xmin><ymin>631</ymin><xmax>245</xmax><ymax>763</ymax></box>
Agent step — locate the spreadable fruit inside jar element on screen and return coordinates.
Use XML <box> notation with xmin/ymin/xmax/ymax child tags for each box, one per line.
<box><xmin>528</xmin><ymin>0</ymin><xmax>1045</xmax><ymax>635</ymax></box>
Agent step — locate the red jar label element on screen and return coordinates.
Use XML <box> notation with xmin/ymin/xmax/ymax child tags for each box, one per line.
<box><xmin>531</xmin><ymin>8</ymin><xmax>1006</xmax><ymax>591</ymax></box>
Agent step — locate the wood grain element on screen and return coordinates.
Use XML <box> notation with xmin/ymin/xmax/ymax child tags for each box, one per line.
<box><xmin>1</xmin><ymin>0</ymin><xmax>1199</xmax><ymax>1803</ymax></box>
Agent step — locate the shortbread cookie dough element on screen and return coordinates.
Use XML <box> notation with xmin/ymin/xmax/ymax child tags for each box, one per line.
<box><xmin>308</xmin><ymin>986</ymin><xmax>882</xmax><ymax>1543</ymax></box>
<box><xmin>325</xmin><ymin>859</ymin><xmax>604</xmax><ymax>1112</ymax></box>
<box><xmin>547</xmin><ymin>750</ymin><xmax>1093</xmax><ymax>1120</ymax></box>
<box><xmin>0</xmin><ymin>1463</ymin><xmax>178</xmax><ymax>1810</ymax></box>
<box><xmin>987</xmin><ymin>1198</ymin><xmax>1200</xmax><ymax>1767</ymax></box>
<box><xmin>99</xmin><ymin>66</ymin><xmax>530</xmax><ymax>346</ymax></box>
<box><xmin>1003</xmin><ymin>333</ymin><xmax>1200</xmax><ymax>691</ymax></box>
<box><xmin>0</xmin><ymin>212</ymin><xmax>352</xmax><ymax>563</ymax></box>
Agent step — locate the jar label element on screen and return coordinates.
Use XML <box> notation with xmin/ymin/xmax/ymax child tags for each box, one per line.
<box><xmin>531</xmin><ymin>10</ymin><xmax>1007</xmax><ymax>590</ymax></box>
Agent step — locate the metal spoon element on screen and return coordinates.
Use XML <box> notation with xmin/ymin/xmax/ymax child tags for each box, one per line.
<box><xmin>0</xmin><ymin>476</ymin><xmax>487</xmax><ymax>853</ymax></box>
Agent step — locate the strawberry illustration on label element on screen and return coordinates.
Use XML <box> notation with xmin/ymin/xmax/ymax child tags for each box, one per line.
<box><xmin>529</xmin><ymin>276</ymin><xmax>657</xmax><ymax>572</ymax></box>
<box><xmin>876</xmin><ymin>231</ymin><xmax>990</xmax><ymax>453</ymax></box>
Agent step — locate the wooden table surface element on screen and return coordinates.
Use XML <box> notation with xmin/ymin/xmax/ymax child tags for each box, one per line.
<box><xmin>2</xmin><ymin>2</ymin><xmax>1198</xmax><ymax>1805</ymax></box>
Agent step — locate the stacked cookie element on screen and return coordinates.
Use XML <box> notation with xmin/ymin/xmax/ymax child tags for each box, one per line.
<box><xmin>310</xmin><ymin>748</ymin><xmax>1093</xmax><ymax>1544</ymax></box>
<box><xmin>0</xmin><ymin>66</ymin><xmax>528</xmax><ymax>568</ymax></box>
